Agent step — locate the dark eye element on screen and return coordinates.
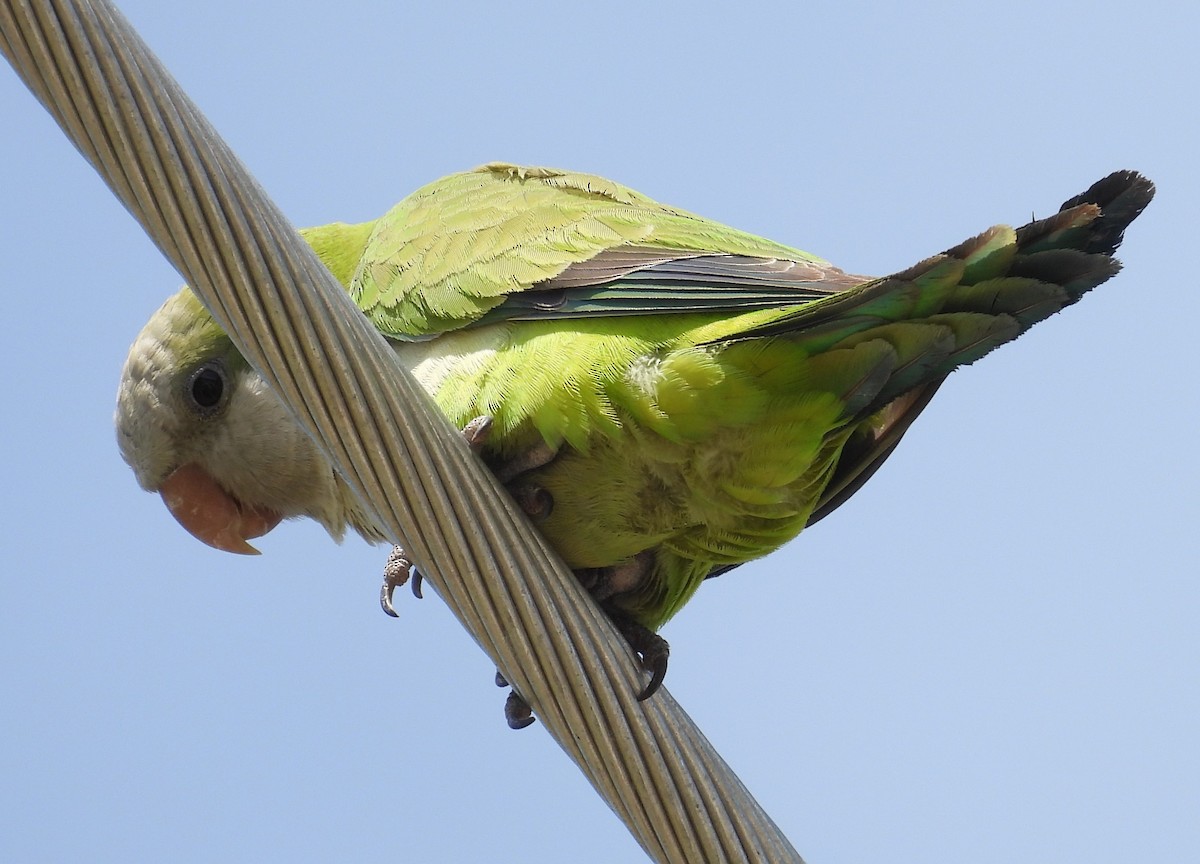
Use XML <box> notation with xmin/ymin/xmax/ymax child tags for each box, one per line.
<box><xmin>187</xmin><ymin>363</ymin><xmax>227</xmax><ymax>414</ymax></box>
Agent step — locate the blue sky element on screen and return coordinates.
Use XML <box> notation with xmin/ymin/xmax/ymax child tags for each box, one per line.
<box><xmin>2</xmin><ymin>1</ymin><xmax>1196</xmax><ymax>861</ymax></box>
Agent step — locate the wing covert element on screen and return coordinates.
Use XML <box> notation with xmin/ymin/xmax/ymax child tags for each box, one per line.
<box><xmin>349</xmin><ymin>163</ymin><xmax>840</xmax><ymax>338</ymax></box>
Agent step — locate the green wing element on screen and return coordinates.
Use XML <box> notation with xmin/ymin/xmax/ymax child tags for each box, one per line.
<box><xmin>348</xmin><ymin>163</ymin><xmax>860</xmax><ymax>338</ymax></box>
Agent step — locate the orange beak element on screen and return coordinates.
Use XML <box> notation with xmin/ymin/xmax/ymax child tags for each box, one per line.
<box><xmin>158</xmin><ymin>463</ymin><xmax>283</xmax><ymax>554</ymax></box>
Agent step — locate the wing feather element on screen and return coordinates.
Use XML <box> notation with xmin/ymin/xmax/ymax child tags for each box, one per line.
<box><xmin>350</xmin><ymin>163</ymin><xmax>844</xmax><ymax>338</ymax></box>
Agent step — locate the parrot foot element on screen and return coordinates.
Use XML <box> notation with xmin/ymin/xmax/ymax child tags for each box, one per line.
<box><xmin>610</xmin><ymin>612</ymin><xmax>670</xmax><ymax>701</ymax></box>
<box><xmin>380</xmin><ymin>545</ymin><xmax>422</xmax><ymax>616</ymax></box>
<box><xmin>465</xmin><ymin>414</ymin><xmax>557</xmax><ymax>520</ymax></box>
<box><xmin>574</xmin><ymin>553</ymin><xmax>670</xmax><ymax>698</ymax></box>
<box><xmin>491</xmin><ymin>438</ymin><xmax>560</xmax><ymax>484</ymax></box>
<box><xmin>504</xmin><ymin>689</ymin><xmax>536</xmax><ymax>730</ymax></box>
<box><xmin>462</xmin><ymin>413</ymin><xmax>561</xmax><ymax>484</ymax></box>
<box><xmin>496</xmin><ymin>672</ymin><xmax>536</xmax><ymax>729</ymax></box>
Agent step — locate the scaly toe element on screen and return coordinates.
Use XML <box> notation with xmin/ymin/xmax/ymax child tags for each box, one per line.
<box><xmin>504</xmin><ymin>690</ymin><xmax>535</xmax><ymax>730</ymax></box>
<box><xmin>380</xmin><ymin>545</ymin><xmax>413</xmax><ymax>617</ymax></box>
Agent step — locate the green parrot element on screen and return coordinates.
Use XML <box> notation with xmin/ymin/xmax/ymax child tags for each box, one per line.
<box><xmin>115</xmin><ymin>163</ymin><xmax>1153</xmax><ymax>725</ymax></box>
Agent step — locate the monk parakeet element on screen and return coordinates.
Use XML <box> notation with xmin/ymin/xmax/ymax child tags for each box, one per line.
<box><xmin>115</xmin><ymin>164</ymin><xmax>1153</xmax><ymax>725</ymax></box>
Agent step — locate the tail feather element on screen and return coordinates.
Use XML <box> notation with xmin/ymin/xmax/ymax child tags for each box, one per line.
<box><xmin>805</xmin><ymin>170</ymin><xmax>1153</xmax><ymax>529</ymax></box>
<box><xmin>743</xmin><ymin>170</ymin><xmax>1154</xmax><ymax>400</ymax></box>
<box><xmin>707</xmin><ymin>171</ymin><xmax>1154</xmax><ymax>574</ymax></box>
<box><xmin>1006</xmin><ymin>249</ymin><xmax>1119</xmax><ymax>300</ymax></box>
<box><xmin>1035</xmin><ymin>169</ymin><xmax>1155</xmax><ymax>256</ymax></box>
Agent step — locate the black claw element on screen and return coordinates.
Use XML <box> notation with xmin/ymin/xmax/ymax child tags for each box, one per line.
<box><xmin>613</xmin><ymin>614</ymin><xmax>670</xmax><ymax>701</ymax></box>
<box><xmin>462</xmin><ymin>415</ymin><xmax>494</xmax><ymax>452</ymax></box>
<box><xmin>410</xmin><ymin>569</ymin><xmax>424</xmax><ymax>600</ymax></box>
<box><xmin>495</xmin><ymin>670</ymin><xmax>509</xmax><ymax>688</ymax></box>
<box><xmin>379</xmin><ymin>582</ymin><xmax>400</xmax><ymax>618</ymax></box>
<box><xmin>504</xmin><ymin>691</ymin><xmax>535</xmax><ymax>730</ymax></box>
<box><xmin>638</xmin><ymin>645</ymin><xmax>669</xmax><ymax>702</ymax></box>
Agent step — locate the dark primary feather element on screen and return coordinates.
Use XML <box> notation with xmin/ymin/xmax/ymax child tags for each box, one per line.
<box><xmin>474</xmin><ymin>249</ymin><xmax>862</xmax><ymax>324</ymax></box>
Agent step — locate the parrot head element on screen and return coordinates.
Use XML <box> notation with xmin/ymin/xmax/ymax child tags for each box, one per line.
<box><xmin>115</xmin><ymin>289</ymin><xmax>381</xmax><ymax>554</ymax></box>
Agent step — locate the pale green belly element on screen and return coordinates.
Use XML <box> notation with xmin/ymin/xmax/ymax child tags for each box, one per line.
<box><xmin>391</xmin><ymin>321</ymin><xmax>852</xmax><ymax>629</ymax></box>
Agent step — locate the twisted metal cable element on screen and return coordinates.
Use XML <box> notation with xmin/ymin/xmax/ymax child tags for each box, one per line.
<box><xmin>1</xmin><ymin>2</ymin><xmax>804</xmax><ymax>860</ymax></box>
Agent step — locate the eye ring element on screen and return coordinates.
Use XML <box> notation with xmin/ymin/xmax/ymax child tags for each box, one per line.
<box><xmin>186</xmin><ymin>361</ymin><xmax>228</xmax><ymax>416</ymax></box>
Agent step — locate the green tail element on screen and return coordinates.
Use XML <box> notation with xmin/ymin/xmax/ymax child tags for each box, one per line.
<box><xmin>713</xmin><ymin>171</ymin><xmax>1154</xmax><ymax>576</ymax></box>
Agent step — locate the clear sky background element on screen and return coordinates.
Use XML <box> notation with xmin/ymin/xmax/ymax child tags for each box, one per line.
<box><xmin>2</xmin><ymin>1</ymin><xmax>1196</xmax><ymax>861</ymax></box>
